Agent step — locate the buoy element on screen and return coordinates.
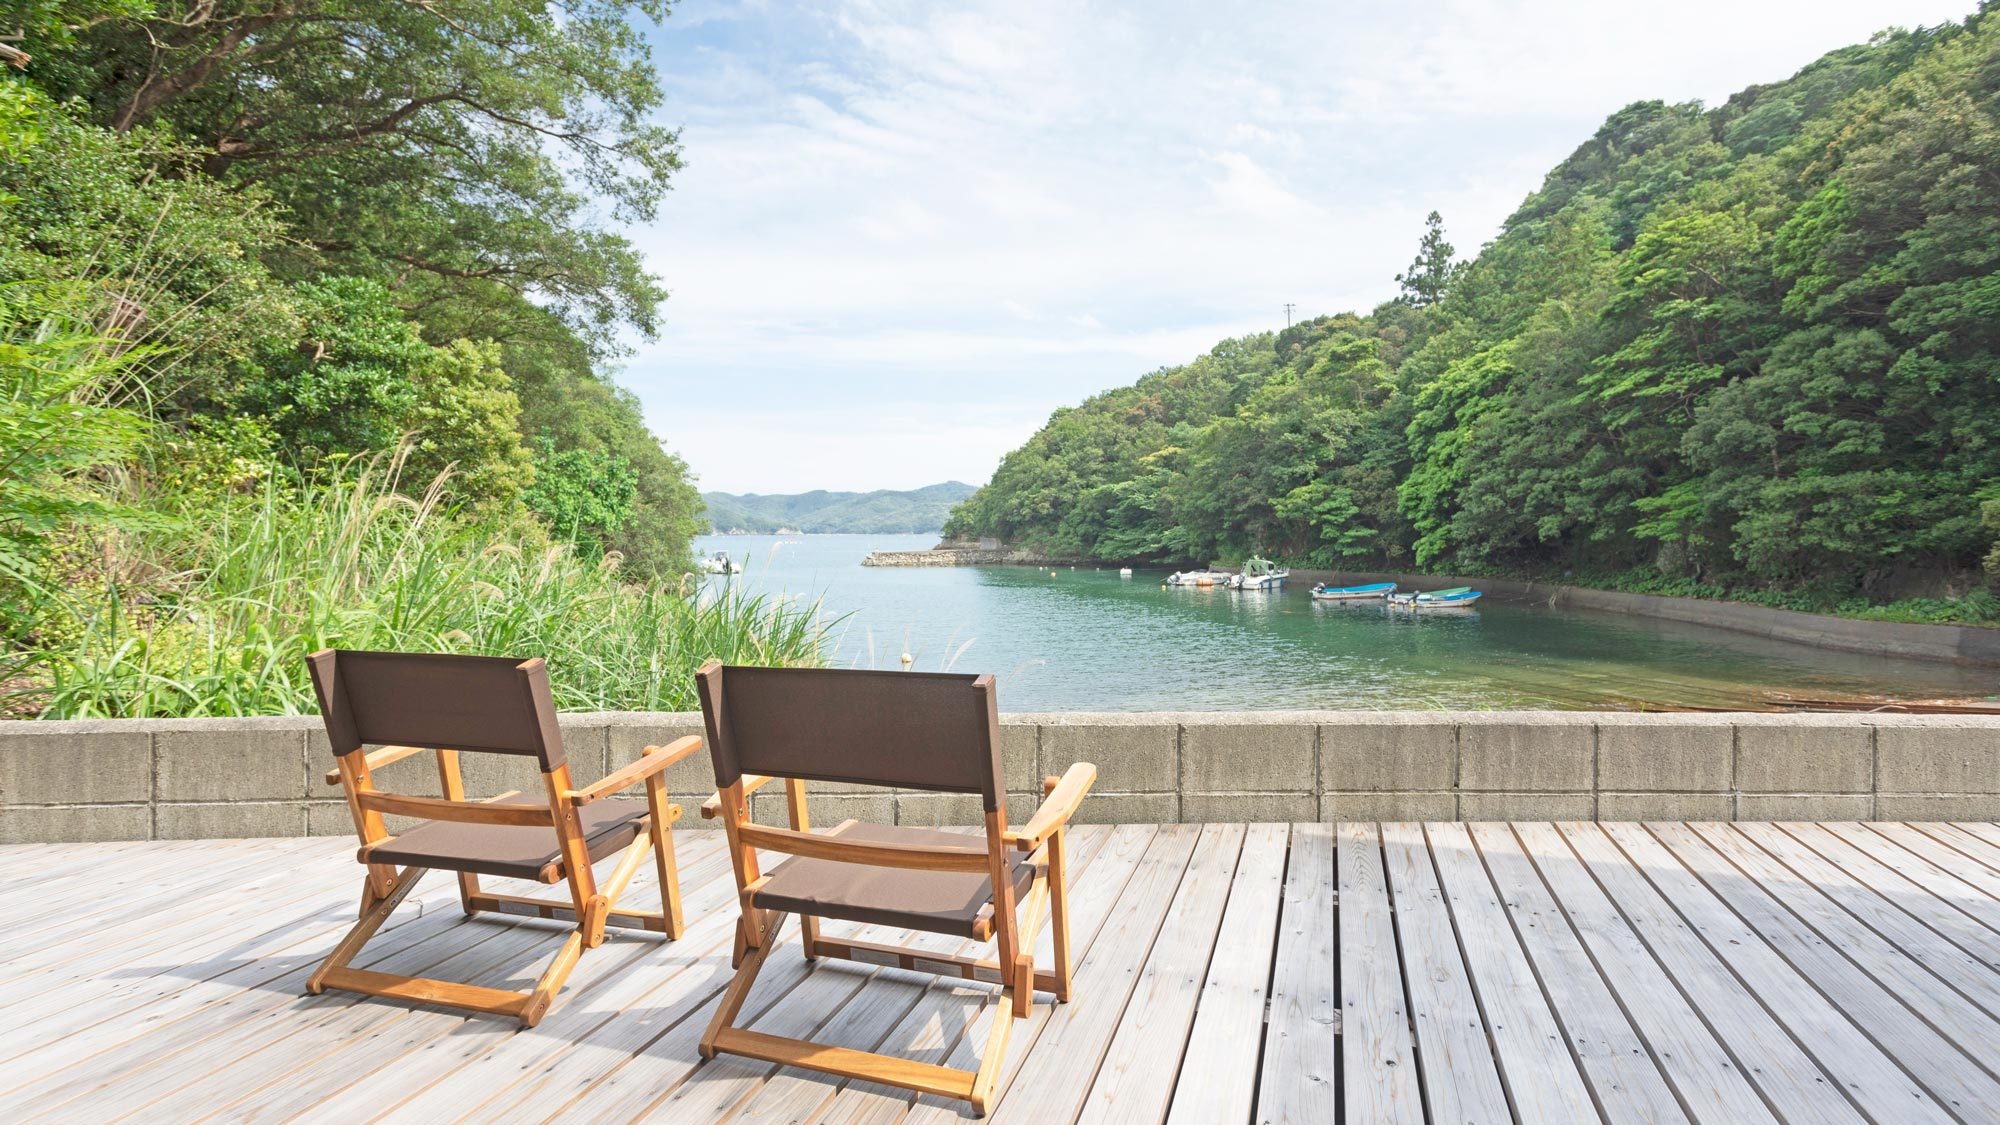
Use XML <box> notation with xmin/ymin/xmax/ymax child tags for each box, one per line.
<box><xmin>899</xmin><ymin>652</ymin><xmax>913</xmax><ymax>669</ymax></box>
<box><xmin>1050</xmin><ymin>570</ymin><xmax>1058</xmax><ymax>578</ymax></box>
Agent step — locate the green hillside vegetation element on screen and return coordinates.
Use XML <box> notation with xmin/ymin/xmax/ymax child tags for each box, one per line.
<box><xmin>945</xmin><ymin>7</ymin><xmax>2000</xmax><ymax>624</ymax></box>
<box><xmin>0</xmin><ymin>2</ymin><xmax>822</xmax><ymax>717</ymax></box>
<box><xmin>705</xmin><ymin>482</ymin><xmax>976</xmax><ymax>534</ymax></box>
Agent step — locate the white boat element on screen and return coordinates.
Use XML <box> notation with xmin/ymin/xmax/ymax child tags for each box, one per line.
<box><xmin>700</xmin><ymin>551</ymin><xmax>741</xmax><ymax>575</ymax></box>
<box><xmin>1228</xmin><ymin>556</ymin><xmax>1289</xmax><ymax>591</ymax></box>
<box><xmin>1165</xmin><ymin>568</ymin><xmax>1232</xmax><ymax>587</ymax></box>
<box><xmin>1311</xmin><ymin>581</ymin><xmax>1397</xmax><ymax>601</ymax></box>
<box><xmin>1118</xmin><ymin>567</ymin><xmax>1133</xmax><ymax>577</ymax></box>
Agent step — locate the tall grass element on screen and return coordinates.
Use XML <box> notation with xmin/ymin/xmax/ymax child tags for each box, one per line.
<box><xmin>20</xmin><ymin>458</ymin><xmax>829</xmax><ymax>717</ymax></box>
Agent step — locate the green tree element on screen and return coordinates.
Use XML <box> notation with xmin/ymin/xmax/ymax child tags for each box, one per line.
<box><xmin>1394</xmin><ymin>211</ymin><xmax>1467</xmax><ymax>307</ymax></box>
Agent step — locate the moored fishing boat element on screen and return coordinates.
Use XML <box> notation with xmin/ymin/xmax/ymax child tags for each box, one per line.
<box><xmin>700</xmin><ymin>551</ymin><xmax>741</xmax><ymax>575</ymax></box>
<box><xmin>1164</xmin><ymin>568</ymin><xmax>1233</xmax><ymax>587</ymax></box>
<box><xmin>1228</xmin><ymin>555</ymin><xmax>1290</xmax><ymax>591</ymax></box>
<box><xmin>1311</xmin><ymin>581</ymin><xmax>1397</xmax><ymax>601</ymax></box>
<box><xmin>1391</xmin><ymin>586</ymin><xmax>1482</xmax><ymax>610</ymax></box>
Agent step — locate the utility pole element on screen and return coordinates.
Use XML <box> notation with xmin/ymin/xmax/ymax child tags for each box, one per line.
<box><xmin>1283</xmin><ymin>302</ymin><xmax>1295</xmax><ymax>327</ymax></box>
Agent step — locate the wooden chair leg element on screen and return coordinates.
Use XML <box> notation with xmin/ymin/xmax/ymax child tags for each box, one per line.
<box><xmin>644</xmin><ymin>775</ymin><xmax>685</xmax><ymax>939</ymax></box>
<box><xmin>800</xmin><ymin>914</ymin><xmax>820</xmax><ymax>962</ymax></box>
<box><xmin>970</xmin><ymin>987</ymin><xmax>1018</xmax><ymax>1115</ymax></box>
<box><xmin>1048</xmin><ymin>828</ymin><xmax>1074</xmax><ymax>1002</ymax></box>
<box><xmin>310</xmin><ymin>866</ymin><xmax>425</xmax><ymax>995</ymax></box>
<box><xmin>520</xmin><ymin>930</ymin><xmax>586</xmax><ymax>1027</ymax></box>
<box><xmin>702</xmin><ymin>910</ymin><xmax>786</xmax><ymax>1059</ymax></box>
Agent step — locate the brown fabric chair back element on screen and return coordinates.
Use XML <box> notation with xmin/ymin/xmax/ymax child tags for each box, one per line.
<box><xmin>307</xmin><ymin>649</ymin><xmax>567</xmax><ymax>770</ymax></box>
<box><xmin>695</xmin><ymin>664</ymin><xmax>1004</xmax><ymax>812</ymax></box>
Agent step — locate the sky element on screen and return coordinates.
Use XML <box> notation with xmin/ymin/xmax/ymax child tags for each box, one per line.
<box><xmin>624</xmin><ymin>0</ymin><xmax>1975</xmax><ymax>495</ymax></box>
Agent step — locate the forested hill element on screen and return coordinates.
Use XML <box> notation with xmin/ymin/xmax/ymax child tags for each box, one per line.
<box><xmin>706</xmin><ymin>482</ymin><xmax>975</xmax><ymax>533</ymax></box>
<box><xmin>945</xmin><ymin>8</ymin><xmax>2000</xmax><ymax>617</ymax></box>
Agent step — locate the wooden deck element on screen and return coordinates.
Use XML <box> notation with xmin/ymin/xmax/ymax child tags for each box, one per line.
<box><xmin>4</xmin><ymin>822</ymin><xmax>2000</xmax><ymax>1122</ymax></box>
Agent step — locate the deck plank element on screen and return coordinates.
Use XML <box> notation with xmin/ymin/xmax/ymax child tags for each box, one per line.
<box><xmin>1803</xmin><ymin>822</ymin><xmax>2000</xmax><ymax>942</ymax></box>
<box><xmin>1556</xmin><ymin>822</ymin><xmax>1911</xmax><ymax>1124</ymax></box>
<box><xmin>1738</xmin><ymin>824</ymin><xmax>2000</xmax><ymax>1014</ymax></box>
<box><xmin>0</xmin><ymin>823</ymin><xmax>1996</xmax><ymax>1123</ymax></box>
<box><xmin>1654</xmin><ymin>822</ymin><xmax>2000</xmax><ymax>1119</ymax></box>
<box><xmin>1255</xmin><ymin>821</ymin><xmax>1338</xmax><ymax>1125</ymax></box>
<box><xmin>1426</xmin><ymin>822</ymin><xmax>1600</xmax><ymax>1123</ymax></box>
<box><xmin>1338</xmin><ymin>822</ymin><xmax>1424</xmax><ymax>1125</ymax></box>
<box><xmin>1470</xmin><ymin>823</ymin><xmax>1701</xmax><ymax>1124</ymax></box>
<box><xmin>1381</xmin><ymin>821</ymin><xmax>1510</xmax><ymax>1125</ymax></box>
<box><xmin>1161</xmin><ymin>823</ymin><xmax>1289</xmax><ymax>1125</ymax></box>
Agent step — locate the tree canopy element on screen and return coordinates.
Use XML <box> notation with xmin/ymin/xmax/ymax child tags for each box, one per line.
<box><xmin>947</xmin><ymin>9</ymin><xmax>2000</xmax><ymax>610</ymax></box>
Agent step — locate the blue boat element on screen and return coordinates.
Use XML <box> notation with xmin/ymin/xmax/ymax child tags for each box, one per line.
<box><xmin>1310</xmin><ymin>581</ymin><xmax>1397</xmax><ymax>601</ymax></box>
<box><xmin>1391</xmin><ymin>588</ymin><xmax>1482</xmax><ymax>610</ymax></box>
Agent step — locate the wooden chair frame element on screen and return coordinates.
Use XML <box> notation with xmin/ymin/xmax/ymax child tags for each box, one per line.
<box><xmin>697</xmin><ymin>762</ymin><xmax>1095</xmax><ymax>1114</ymax></box>
<box><xmin>308</xmin><ymin>733</ymin><xmax>702</xmax><ymax>1027</ymax></box>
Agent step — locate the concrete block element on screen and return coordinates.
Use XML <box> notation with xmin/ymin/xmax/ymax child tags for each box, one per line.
<box><xmin>893</xmin><ymin>791</ymin><xmax>1006</xmax><ymax>828</ymax></box>
<box><xmin>1872</xmin><ymin>793</ymin><xmax>2000</xmax><ymax>820</ymax></box>
<box><xmin>1319</xmin><ymin>718</ymin><xmax>1455</xmax><ymax>792</ymax></box>
<box><xmin>1734</xmin><ymin>719</ymin><xmax>1872</xmax><ymax>793</ymax></box>
<box><xmin>1000</xmin><ymin>722</ymin><xmax>1039</xmax><ymax>792</ymax></box>
<box><xmin>1039</xmin><ymin>720</ymin><xmax>1175</xmax><ymax>793</ymax></box>
<box><xmin>1320</xmin><ymin>791</ymin><xmax>1457</xmax><ymax>822</ymax></box>
<box><xmin>1459</xmin><ymin>715</ymin><xmax>1593</xmax><ymax>792</ymax></box>
<box><xmin>751</xmin><ymin>791</ymin><xmax>895</xmax><ymax>828</ymax></box>
<box><xmin>1875</xmin><ymin>724</ymin><xmax>2000</xmax><ymax>794</ymax></box>
<box><xmin>1735</xmin><ymin>793</ymin><xmax>1874</xmax><ymax>820</ymax></box>
<box><xmin>455</xmin><ymin>752</ymin><xmax>552</xmax><ymax>799</ymax></box>
<box><xmin>1183</xmin><ymin>792</ymin><xmax>1315</xmax><ymax>824</ymax></box>
<box><xmin>1596</xmin><ymin>792</ymin><xmax>1733</xmax><ymax>821</ymax></box>
<box><xmin>307</xmin><ymin>801</ymin><xmax>357</xmax><ymax>837</ymax></box>
<box><xmin>156</xmin><ymin>727</ymin><xmax>306</xmax><ymax>802</ymax></box>
<box><xmin>1596</xmin><ymin>716</ymin><xmax>1732</xmax><ymax>792</ymax></box>
<box><xmin>1459</xmin><ymin>792</ymin><xmax>1595</xmax><ymax>821</ymax></box>
<box><xmin>1066</xmin><ymin>792</ymin><xmax>1177</xmax><ymax>825</ymax></box>
<box><xmin>1181</xmin><ymin>721</ymin><xmax>1314</xmax><ymax>793</ymax></box>
<box><xmin>157</xmin><ymin>802</ymin><xmax>305</xmax><ymax>839</ymax></box>
<box><xmin>555</xmin><ymin>714</ymin><xmax>609</xmax><ymax>784</ymax></box>
<box><xmin>0</xmin><ymin>803</ymin><xmax>151</xmax><ymax>843</ymax></box>
<box><xmin>0</xmin><ymin>728</ymin><xmax>152</xmax><ymax>805</ymax></box>
<box><xmin>604</xmin><ymin>713</ymin><xmax>713</xmax><ymax>800</ymax></box>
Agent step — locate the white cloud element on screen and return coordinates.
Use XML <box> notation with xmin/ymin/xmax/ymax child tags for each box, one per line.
<box><xmin>628</xmin><ymin>0</ymin><xmax>1977</xmax><ymax>493</ymax></box>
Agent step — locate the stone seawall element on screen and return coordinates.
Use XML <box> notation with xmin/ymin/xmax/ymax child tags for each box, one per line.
<box><xmin>1301</xmin><ymin>569</ymin><xmax>2000</xmax><ymax>667</ymax></box>
<box><xmin>4</xmin><ymin>710</ymin><xmax>1995</xmax><ymax>841</ymax></box>
<box><xmin>862</xmin><ymin>548</ymin><xmax>1067</xmax><ymax>567</ymax></box>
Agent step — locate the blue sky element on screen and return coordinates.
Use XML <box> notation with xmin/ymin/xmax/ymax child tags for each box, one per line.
<box><xmin>623</xmin><ymin>0</ymin><xmax>1974</xmax><ymax>494</ymax></box>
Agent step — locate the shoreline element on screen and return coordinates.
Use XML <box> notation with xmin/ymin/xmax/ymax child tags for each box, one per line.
<box><xmin>856</xmin><ymin>550</ymin><xmax>2000</xmax><ymax>668</ymax></box>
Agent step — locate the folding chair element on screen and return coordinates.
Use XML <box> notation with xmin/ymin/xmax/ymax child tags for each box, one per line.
<box><xmin>693</xmin><ymin>660</ymin><xmax>1095</xmax><ymax>1115</ymax></box>
<box><xmin>304</xmin><ymin>648</ymin><xmax>699</xmax><ymax>1027</ymax></box>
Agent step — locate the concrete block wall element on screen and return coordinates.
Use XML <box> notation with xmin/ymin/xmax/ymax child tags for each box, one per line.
<box><xmin>2</xmin><ymin>711</ymin><xmax>1996</xmax><ymax>841</ymax></box>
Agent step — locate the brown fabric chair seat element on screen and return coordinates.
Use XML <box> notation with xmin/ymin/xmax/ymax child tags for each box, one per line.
<box><xmin>361</xmin><ymin>796</ymin><xmax>650</xmax><ymax>883</ymax></box>
<box><xmin>752</xmin><ymin>823</ymin><xmax>1036</xmax><ymax>939</ymax></box>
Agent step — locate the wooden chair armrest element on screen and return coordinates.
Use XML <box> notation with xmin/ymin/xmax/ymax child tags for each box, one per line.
<box><xmin>567</xmin><ymin>736</ymin><xmax>703</xmax><ymax>806</ymax></box>
<box><xmin>700</xmin><ymin>773</ymin><xmax>776</xmax><ymax>819</ymax></box>
<box><xmin>322</xmin><ymin>744</ymin><xmax>428</xmax><ymax>788</ymax></box>
<box><xmin>1006</xmin><ymin>763</ymin><xmax>1096</xmax><ymax>851</ymax></box>
<box><xmin>737</xmin><ymin>823</ymin><xmax>991</xmax><ymax>872</ymax></box>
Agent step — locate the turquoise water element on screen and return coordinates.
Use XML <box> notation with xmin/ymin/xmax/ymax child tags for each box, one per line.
<box><xmin>695</xmin><ymin>533</ymin><xmax>1993</xmax><ymax>711</ymax></box>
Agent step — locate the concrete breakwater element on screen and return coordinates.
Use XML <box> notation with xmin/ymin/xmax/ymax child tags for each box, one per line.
<box><xmin>5</xmin><ymin>710</ymin><xmax>1995</xmax><ymax>841</ymax></box>
<box><xmin>863</xmin><ymin>547</ymin><xmax>1064</xmax><ymax>567</ymax></box>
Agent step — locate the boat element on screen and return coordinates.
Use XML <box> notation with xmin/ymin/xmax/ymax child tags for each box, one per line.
<box><xmin>1311</xmin><ymin>581</ymin><xmax>1397</xmax><ymax>601</ymax></box>
<box><xmin>700</xmin><ymin>551</ymin><xmax>741</xmax><ymax>575</ymax></box>
<box><xmin>1390</xmin><ymin>586</ymin><xmax>1481</xmax><ymax>610</ymax></box>
<box><xmin>1228</xmin><ymin>556</ymin><xmax>1290</xmax><ymax>591</ymax></box>
<box><xmin>1118</xmin><ymin>567</ymin><xmax>1133</xmax><ymax>577</ymax></box>
<box><xmin>1165</xmin><ymin>568</ymin><xmax>1233</xmax><ymax>587</ymax></box>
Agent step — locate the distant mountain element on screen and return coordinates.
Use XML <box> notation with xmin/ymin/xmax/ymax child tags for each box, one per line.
<box><xmin>702</xmin><ymin>481</ymin><xmax>977</xmax><ymax>534</ymax></box>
